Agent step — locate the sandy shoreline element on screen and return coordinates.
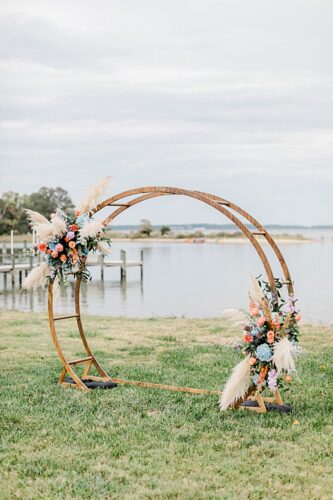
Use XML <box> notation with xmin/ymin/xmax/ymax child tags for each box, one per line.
<box><xmin>109</xmin><ymin>237</ymin><xmax>313</xmax><ymax>244</ymax></box>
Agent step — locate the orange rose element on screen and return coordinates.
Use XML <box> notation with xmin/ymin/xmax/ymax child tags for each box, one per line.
<box><xmin>295</xmin><ymin>314</ymin><xmax>302</xmax><ymax>322</ymax></box>
<box><xmin>244</xmin><ymin>333</ymin><xmax>253</xmax><ymax>343</ymax></box>
<box><xmin>70</xmin><ymin>224</ymin><xmax>78</xmax><ymax>231</ymax></box>
<box><xmin>69</xmin><ymin>241</ymin><xmax>76</xmax><ymax>249</ymax></box>
<box><xmin>258</xmin><ymin>366</ymin><xmax>268</xmax><ymax>384</ymax></box>
<box><xmin>37</xmin><ymin>243</ymin><xmax>46</xmax><ymax>252</ymax></box>
<box><xmin>60</xmin><ymin>254</ymin><xmax>67</xmax><ymax>263</ymax></box>
<box><xmin>75</xmin><ymin>210</ymin><xmax>81</xmax><ymax>216</ymax></box>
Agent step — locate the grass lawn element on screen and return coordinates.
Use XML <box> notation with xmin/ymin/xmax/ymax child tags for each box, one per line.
<box><xmin>1</xmin><ymin>310</ymin><xmax>332</xmax><ymax>499</ymax></box>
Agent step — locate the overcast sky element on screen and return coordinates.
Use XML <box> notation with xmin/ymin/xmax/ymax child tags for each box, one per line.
<box><xmin>0</xmin><ymin>0</ymin><xmax>332</xmax><ymax>225</ymax></box>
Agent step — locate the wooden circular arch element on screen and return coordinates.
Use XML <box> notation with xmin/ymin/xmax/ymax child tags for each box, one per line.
<box><xmin>48</xmin><ymin>186</ymin><xmax>294</xmax><ymax>394</ymax></box>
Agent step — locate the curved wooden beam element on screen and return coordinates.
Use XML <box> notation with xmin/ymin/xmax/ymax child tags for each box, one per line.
<box><xmin>48</xmin><ymin>185</ymin><xmax>294</xmax><ymax>396</ymax></box>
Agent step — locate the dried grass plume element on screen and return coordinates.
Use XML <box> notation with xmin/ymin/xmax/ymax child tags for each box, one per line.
<box><xmin>79</xmin><ymin>177</ymin><xmax>112</xmax><ymax>214</ymax></box>
<box><xmin>79</xmin><ymin>220</ymin><xmax>103</xmax><ymax>240</ymax></box>
<box><xmin>273</xmin><ymin>337</ymin><xmax>297</xmax><ymax>374</ymax></box>
<box><xmin>22</xmin><ymin>262</ymin><xmax>50</xmax><ymax>291</ymax></box>
<box><xmin>97</xmin><ymin>241</ymin><xmax>112</xmax><ymax>255</ymax></box>
<box><xmin>219</xmin><ymin>355</ymin><xmax>252</xmax><ymax>411</ymax></box>
<box><xmin>249</xmin><ymin>274</ymin><xmax>272</xmax><ymax>322</ymax></box>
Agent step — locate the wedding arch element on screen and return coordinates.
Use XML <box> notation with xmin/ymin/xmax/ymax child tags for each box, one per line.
<box><xmin>47</xmin><ymin>186</ymin><xmax>295</xmax><ymax>408</ymax></box>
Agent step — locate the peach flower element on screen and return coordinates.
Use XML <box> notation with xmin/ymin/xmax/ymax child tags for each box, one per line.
<box><xmin>249</xmin><ymin>302</ymin><xmax>260</xmax><ymax>317</ymax></box>
<box><xmin>267</xmin><ymin>330</ymin><xmax>275</xmax><ymax>344</ymax></box>
<box><xmin>51</xmin><ymin>251</ymin><xmax>58</xmax><ymax>258</ymax></box>
<box><xmin>248</xmin><ymin>357</ymin><xmax>257</xmax><ymax>366</ymax></box>
<box><xmin>69</xmin><ymin>241</ymin><xmax>76</xmax><ymax>249</ymax></box>
<box><xmin>295</xmin><ymin>314</ymin><xmax>302</xmax><ymax>321</ymax></box>
<box><xmin>60</xmin><ymin>254</ymin><xmax>67</xmax><ymax>263</ymax></box>
<box><xmin>256</xmin><ymin>316</ymin><xmax>266</xmax><ymax>327</ymax></box>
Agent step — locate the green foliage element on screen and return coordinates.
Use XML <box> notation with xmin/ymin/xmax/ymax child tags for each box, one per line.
<box><xmin>0</xmin><ymin>187</ymin><xmax>74</xmax><ymax>235</ymax></box>
<box><xmin>160</xmin><ymin>225</ymin><xmax>171</xmax><ymax>236</ymax></box>
<box><xmin>23</xmin><ymin>187</ymin><xmax>74</xmax><ymax>218</ymax></box>
<box><xmin>138</xmin><ymin>219</ymin><xmax>152</xmax><ymax>237</ymax></box>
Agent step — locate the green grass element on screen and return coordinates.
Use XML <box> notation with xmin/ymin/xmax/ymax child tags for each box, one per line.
<box><xmin>0</xmin><ymin>311</ymin><xmax>332</xmax><ymax>499</ymax></box>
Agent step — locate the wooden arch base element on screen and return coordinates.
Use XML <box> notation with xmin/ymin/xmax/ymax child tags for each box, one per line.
<box><xmin>48</xmin><ymin>186</ymin><xmax>293</xmax><ymax>411</ymax></box>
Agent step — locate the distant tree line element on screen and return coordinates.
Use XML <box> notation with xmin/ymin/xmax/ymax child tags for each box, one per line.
<box><xmin>0</xmin><ymin>187</ymin><xmax>74</xmax><ymax>235</ymax></box>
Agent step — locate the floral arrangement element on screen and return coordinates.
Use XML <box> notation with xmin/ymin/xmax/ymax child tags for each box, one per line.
<box><xmin>220</xmin><ymin>275</ymin><xmax>301</xmax><ymax>411</ymax></box>
<box><xmin>22</xmin><ymin>178</ymin><xmax>112</xmax><ymax>291</ymax></box>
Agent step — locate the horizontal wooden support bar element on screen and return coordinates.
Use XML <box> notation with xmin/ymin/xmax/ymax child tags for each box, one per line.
<box><xmin>252</xmin><ymin>231</ymin><xmax>266</xmax><ymax>236</ymax></box>
<box><xmin>68</xmin><ymin>356</ymin><xmax>93</xmax><ymax>366</ymax></box>
<box><xmin>81</xmin><ymin>375</ymin><xmax>108</xmax><ymax>381</ymax></box>
<box><xmin>112</xmin><ymin>378</ymin><xmax>220</xmax><ymax>395</ymax></box>
<box><xmin>53</xmin><ymin>314</ymin><xmax>80</xmax><ymax>321</ymax></box>
<box><xmin>109</xmin><ymin>203</ymin><xmax>130</xmax><ymax>207</ymax></box>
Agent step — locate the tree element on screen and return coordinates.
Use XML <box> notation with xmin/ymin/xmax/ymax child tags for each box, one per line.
<box><xmin>23</xmin><ymin>187</ymin><xmax>74</xmax><ymax>217</ymax></box>
<box><xmin>138</xmin><ymin>219</ymin><xmax>152</xmax><ymax>237</ymax></box>
<box><xmin>160</xmin><ymin>225</ymin><xmax>171</xmax><ymax>236</ymax></box>
<box><xmin>0</xmin><ymin>191</ymin><xmax>26</xmax><ymax>234</ymax></box>
<box><xmin>0</xmin><ymin>187</ymin><xmax>74</xmax><ymax>235</ymax></box>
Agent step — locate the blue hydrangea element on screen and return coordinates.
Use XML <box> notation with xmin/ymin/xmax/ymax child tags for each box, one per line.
<box><xmin>255</xmin><ymin>343</ymin><xmax>272</xmax><ymax>362</ymax></box>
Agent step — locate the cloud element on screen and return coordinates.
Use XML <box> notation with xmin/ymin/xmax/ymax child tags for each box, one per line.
<box><xmin>0</xmin><ymin>0</ymin><xmax>332</xmax><ymax>225</ymax></box>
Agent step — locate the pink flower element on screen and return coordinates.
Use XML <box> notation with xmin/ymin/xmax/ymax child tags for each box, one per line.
<box><xmin>256</xmin><ymin>316</ymin><xmax>266</xmax><ymax>327</ymax></box>
<box><xmin>51</xmin><ymin>251</ymin><xmax>58</xmax><ymax>258</ymax></box>
<box><xmin>267</xmin><ymin>330</ymin><xmax>275</xmax><ymax>344</ymax></box>
<box><xmin>55</xmin><ymin>243</ymin><xmax>64</xmax><ymax>252</ymax></box>
<box><xmin>66</xmin><ymin>231</ymin><xmax>75</xmax><ymax>241</ymax></box>
<box><xmin>249</xmin><ymin>306</ymin><xmax>260</xmax><ymax>317</ymax></box>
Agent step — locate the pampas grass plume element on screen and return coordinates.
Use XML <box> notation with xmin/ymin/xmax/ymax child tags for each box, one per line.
<box><xmin>97</xmin><ymin>241</ymin><xmax>112</xmax><ymax>255</ymax></box>
<box><xmin>79</xmin><ymin>220</ymin><xmax>103</xmax><ymax>240</ymax></box>
<box><xmin>249</xmin><ymin>274</ymin><xmax>272</xmax><ymax>322</ymax></box>
<box><xmin>273</xmin><ymin>337</ymin><xmax>296</xmax><ymax>374</ymax></box>
<box><xmin>25</xmin><ymin>209</ymin><xmax>49</xmax><ymax>227</ymax></box>
<box><xmin>34</xmin><ymin>223</ymin><xmax>53</xmax><ymax>242</ymax></box>
<box><xmin>219</xmin><ymin>355</ymin><xmax>251</xmax><ymax>411</ymax></box>
<box><xmin>22</xmin><ymin>262</ymin><xmax>50</xmax><ymax>291</ymax></box>
<box><xmin>51</xmin><ymin>214</ymin><xmax>67</xmax><ymax>237</ymax></box>
<box><xmin>79</xmin><ymin>177</ymin><xmax>112</xmax><ymax>214</ymax></box>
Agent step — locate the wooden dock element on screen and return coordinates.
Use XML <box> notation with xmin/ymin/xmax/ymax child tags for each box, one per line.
<box><xmin>0</xmin><ymin>247</ymin><xmax>144</xmax><ymax>287</ymax></box>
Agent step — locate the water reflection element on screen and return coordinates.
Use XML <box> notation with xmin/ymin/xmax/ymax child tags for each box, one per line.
<box><xmin>0</xmin><ymin>241</ymin><xmax>332</xmax><ymax>324</ymax></box>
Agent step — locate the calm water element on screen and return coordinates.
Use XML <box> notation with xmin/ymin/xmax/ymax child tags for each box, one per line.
<box><xmin>1</xmin><ymin>238</ymin><xmax>332</xmax><ymax>324</ymax></box>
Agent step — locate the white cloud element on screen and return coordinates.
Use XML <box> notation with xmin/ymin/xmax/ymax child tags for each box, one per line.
<box><xmin>0</xmin><ymin>0</ymin><xmax>333</xmax><ymax>225</ymax></box>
